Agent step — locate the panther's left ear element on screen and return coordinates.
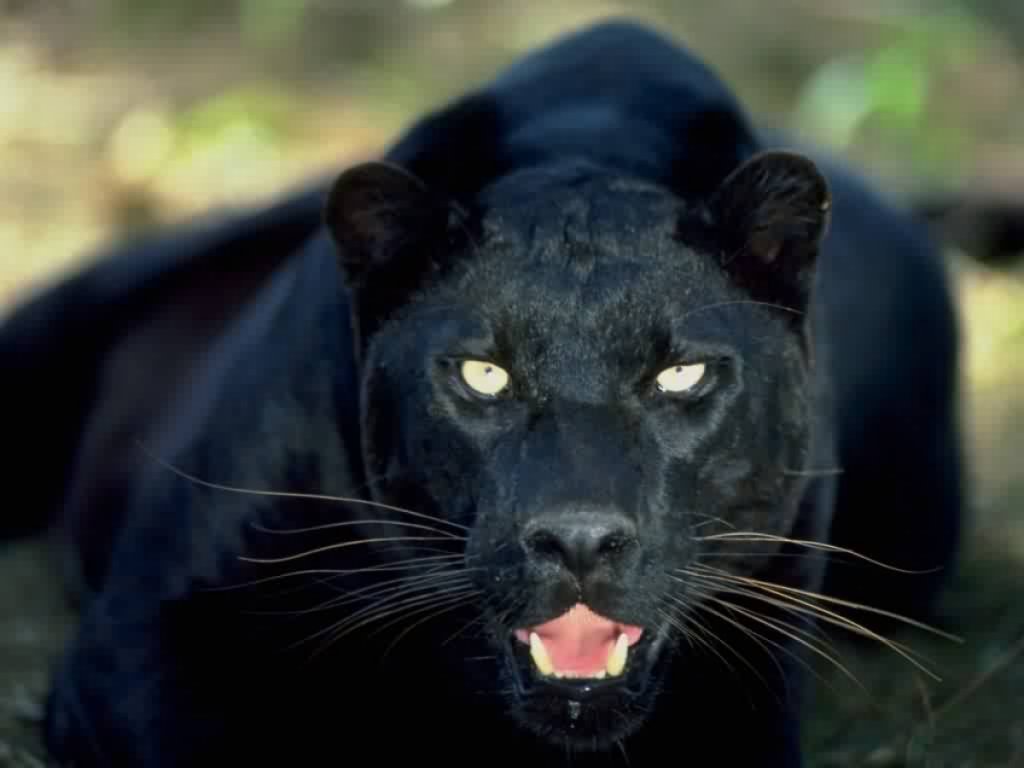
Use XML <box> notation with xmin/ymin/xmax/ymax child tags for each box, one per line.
<box><xmin>324</xmin><ymin>160</ymin><xmax>453</xmax><ymax>287</ymax></box>
<box><xmin>707</xmin><ymin>150</ymin><xmax>831</xmax><ymax>316</ymax></box>
<box><xmin>324</xmin><ymin>161</ymin><xmax>466</xmax><ymax>351</ymax></box>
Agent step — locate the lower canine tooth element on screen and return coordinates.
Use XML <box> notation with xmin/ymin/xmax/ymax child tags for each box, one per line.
<box><xmin>606</xmin><ymin>633</ymin><xmax>629</xmax><ymax>677</ymax></box>
<box><xmin>529</xmin><ymin>632</ymin><xmax>555</xmax><ymax>676</ymax></box>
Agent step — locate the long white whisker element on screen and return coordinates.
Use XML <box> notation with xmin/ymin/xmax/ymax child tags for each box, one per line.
<box><xmin>247</xmin><ymin>567</ymin><xmax>477</xmax><ymax>617</ymax></box>
<box><xmin>655</xmin><ymin>605</ymin><xmax>739</xmax><ymax>678</ymax></box>
<box><xmin>682</xmin><ymin>575</ymin><xmax>867</xmax><ymax>690</ymax></box>
<box><xmin>694</xmin><ymin>531</ymin><xmax>943</xmax><ymax>576</ymax></box>
<box><xmin>382</xmin><ymin>594</ymin><xmax>484</xmax><ymax>660</ymax></box>
<box><xmin>682</xmin><ymin>567</ymin><xmax>948</xmax><ymax>680</ymax></box>
<box><xmin>136</xmin><ymin>441</ymin><xmax>470</xmax><ymax>532</ymax></box>
<box><xmin>250</xmin><ymin>518</ymin><xmax>465</xmax><ymax>540</ymax></box>
<box><xmin>663</xmin><ymin>594</ymin><xmax>772</xmax><ymax>692</ymax></box>
<box><xmin>295</xmin><ymin>585</ymin><xmax>479</xmax><ymax>658</ymax></box>
<box><xmin>681</xmin><ymin>584</ymin><xmax>855</xmax><ymax>703</ymax></box>
<box><xmin>675</xmin><ymin>585</ymin><xmax>788</xmax><ymax>683</ymax></box>
<box><xmin>201</xmin><ymin>553</ymin><xmax>467</xmax><ymax>595</ymax></box>
<box><xmin>687</xmin><ymin>563</ymin><xmax>962</xmax><ymax>642</ymax></box>
<box><xmin>238</xmin><ymin>536</ymin><xmax>460</xmax><ymax>565</ymax></box>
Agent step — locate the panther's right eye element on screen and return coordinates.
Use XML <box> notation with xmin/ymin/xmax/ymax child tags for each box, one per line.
<box><xmin>655</xmin><ymin>362</ymin><xmax>706</xmax><ymax>394</ymax></box>
<box><xmin>459</xmin><ymin>360</ymin><xmax>510</xmax><ymax>397</ymax></box>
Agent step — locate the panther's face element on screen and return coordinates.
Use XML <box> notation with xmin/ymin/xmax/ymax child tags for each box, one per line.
<box><xmin>324</xmin><ymin>152</ymin><xmax>830</xmax><ymax>749</ymax></box>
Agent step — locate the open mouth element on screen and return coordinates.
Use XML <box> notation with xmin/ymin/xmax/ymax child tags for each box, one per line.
<box><xmin>511</xmin><ymin>603</ymin><xmax>647</xmax><ymax>692</ymax></box>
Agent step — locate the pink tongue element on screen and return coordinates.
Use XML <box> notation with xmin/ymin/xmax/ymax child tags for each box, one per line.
<box><xmin>516</xmin><ymin>603</ymin><xmax>644</xmax><ymax>675</ymax></box>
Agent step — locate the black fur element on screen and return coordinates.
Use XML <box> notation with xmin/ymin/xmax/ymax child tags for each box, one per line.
<box><xmin>1</xmin><ymin>19</ymin><xmax>965</xmax><ymax>767</ymax></box>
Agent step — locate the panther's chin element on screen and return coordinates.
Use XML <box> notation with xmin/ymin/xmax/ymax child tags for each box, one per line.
<box><xmin>501</xmin><ymin>604</ymin><xmax>672</xmax><ymax>750</ymax></box>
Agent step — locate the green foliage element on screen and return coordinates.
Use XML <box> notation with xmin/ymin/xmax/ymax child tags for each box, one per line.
<box><xmin>239</xmin><ymin>0</ymin><xmax>312</xmax><ymax>49</ymax></box>
<box><xmin>101</xmin><ymin>0</ymin><xmax>233</xmax><ymax>40</ymax></box>
<box><xmin>793</xmin><ymin>8</ymin><xmax>986</xmax><ymax>181</ymax></box>
<box><xmin>173</xmin><ymin>83</ymin><xmax>299</xmax><ymax>148</ymax></box>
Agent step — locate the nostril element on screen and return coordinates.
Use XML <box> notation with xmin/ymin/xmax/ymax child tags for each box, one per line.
<box><xmin>522</xmin><ymin>515</ymin><xmax>638</xmax><ymax>579</ymax></box>
<box><xmin>598</xmin><ymin>532</ymin><xmax>635</xmax><ymax>557</ymax></box>
<box><xmin>525</xmin><ymin>530</ymin><xmax>567</xmax><ymax>561</ymax></box>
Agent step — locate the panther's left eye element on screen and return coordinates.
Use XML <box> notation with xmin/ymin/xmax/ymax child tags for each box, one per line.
<box><xmin>655</xmin><ymin>362</ymin><xmax>706</xmax><ymax>394</ymax></box>
<box><xmin>460</xmin><ymin>360</ymin><xmax>510</xmax><ymax>397</ymax></box>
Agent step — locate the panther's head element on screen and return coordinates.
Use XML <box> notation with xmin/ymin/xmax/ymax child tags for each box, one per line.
<box><xmin>323</xmin><ymin>150</ymin><xmax>831</xmax><ymax>750</ymax></box>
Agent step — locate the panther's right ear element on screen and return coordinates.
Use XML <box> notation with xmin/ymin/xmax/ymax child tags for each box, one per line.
<box><xmin>324</xmin><ymin>161</ymin><xmax>454</xmax><ymax>288</ymax></box>
<box><xmin>705</xmin><ymin>150</ymin><xmax>831</xmax><ymax>317</ymax></box>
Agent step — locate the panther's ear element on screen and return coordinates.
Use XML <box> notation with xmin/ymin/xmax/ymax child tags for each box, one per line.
<box><xmin>324</xmin><ymin>161</ymin><xmax>452</xmax><ymax>288</ymax></box>
<box><xmin>707</xmin><ymin>150</ymin><xmax>831</xmax><ymax>315</ymax></box>
<box><xmin>324</xmin><ymin>161</ymin><xmax>467</xmax><ymax>356</ymax></box>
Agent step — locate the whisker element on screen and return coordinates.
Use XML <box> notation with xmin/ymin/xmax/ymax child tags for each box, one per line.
<box><xmin>247</xmin><ymin>568</ymin><xmax>476</xmax><ymax>617</ymax></box>
<box><xmin>655</xmin><ymin>605</ymin><xmax>739</xmax><ymax>679</ymax></box>
<box><xmin>259</xmin><ymin>559</ymin><xmax>462</xmax><ymax>603</ymax></box>
<box><xmin>679</xmin><ymin>299</ymin><xmax>803</xmax><ymax>322</ymax></box>
<box><xmin>202</xmin><ymin>553</ymin><xmax>467</xmax><ymax>593</ymax></box>
<box><xmin>694</xmin><ymin>531</ymin><xmax>945</xmax><ymax>575</ymax></box>
<box><xmin>300</xmin><ymin>556</ymin><xmax>471</xmax><ymax>600</ymax></box>
<box><xmin>490</xmin><ymin>591</ymin><xmax>530</xmax><ymax>638</ymax></box>
<box><xmin>325</xmin><ymin>566</ymin><xmax>479</xmax><ymax>610</ymax></box>
<box><xmin>676</xmin><ymin>584</ymin><xmax>789</xmax><ymax>683</ymax></box>
<box><xmin>780</xmin><ymin>467</ymin><xmax>844</xmax><ymax>477</ymax></box>
<box><xmin>439</xmin><ymin>610</ymin><xmax>491</xmax><ymax>648</ymax></box>
<box><xmin>687</xmin><ymin>563</ymin><xmax>962</xmax><ymax>643</ymax></box>
<box><xmin>687</xmin><ymin>583</ymin><xmax>866</xmax><ymax>695</ymax></box>
<box><xmin>309</xmin><ymin>589</ymin><xmax>481</xmax><ymax>666</ymax></box>
<box><xmin>298</xmin><ymin>578</ymin><xmax>469</xmax><ymax>638</ymax></box>
<box><xmin>381</xmin><ymin>594</ymin><xmax>484</xmax><ymax>661</ymax></box>
<box><xmin>689</xmin><ymin>513</ymin><xmax>737</xmax><ymax>531</ymax></box>
<box><xmin>691</xmin><ymin>519</ymin><xmax>723</xmax><ymax>531</ymax></box>
<box><xmin>698</xmin><ymin>551</ymin><xmax>835</xmax><ymax>563</ymax></box>
<box><xmin>662</xmin><ymin>595</ymin><xmax>772</xmax><ymax>692</ymax></box>
<box><xmin>340</xmin><ymin>587</ymin><xmax>481</xmax><ymax>661</ymax></box>
<box><xmin>655</xmin><ymin>602</ymin><xmax>698</xmax><ymax>653</ymax></box>
<box><xmin>136</xmin><ymin>441</ymin><xmax>470</xmax><ymax>532</ymax></box>
<box><xmin>682</xmin><ymin>567</ymin><xmax>949</xmax><ymax>680</ymax></box>
<box><xmin>297</xmin><ymin>585</ymin><xmax>480</xmax><ymax>659</ymax></box>
<box><xmin>682</xmin><ymin>583</ymin><xmax>855</xmax><ymax>703</ymax></box>
<box><xmin>316</xmin><ymin>578</ymin><xmax>477</xmax><ymax>635</ymax></box>
<box><xmin>249</xmin><ymin>518</ymin><xmax>465</xmax><ymax>541</ymax></box>
<box><xmin>659</xmin><ymin>598</ymin><xmax>778</xmax><ymax>711</ymax></box>
<box><xmin>238</xmin><ymin>536</ymin><xmax>460</xmax><ymax>565</ymax></box>
<box><xmin>685</xmin><ymin>577</ymin><xmax>851</xmax><ymax>663</ymax></box>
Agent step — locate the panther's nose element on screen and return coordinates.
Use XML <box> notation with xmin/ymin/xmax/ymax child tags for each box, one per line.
<box><xmin>522</xmin><ymin>508</ymin><xmax>639</xmax><ymax>582</ymax></box>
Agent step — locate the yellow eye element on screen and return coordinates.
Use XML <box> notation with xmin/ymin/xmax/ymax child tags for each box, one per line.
<box><xmin>655</xmin><ymin>362</ymin><xmax>706</xmax><ymax>394</ymax></box>
<box><xmin>460</xmin><ymin>360</ymin><xmax>510</xmax><ymax>396</ymax></box>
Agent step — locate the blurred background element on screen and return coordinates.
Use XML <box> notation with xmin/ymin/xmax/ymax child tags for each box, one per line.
<box><xmin>0</xmin><ymin>1</ymin><xmax>1021</xmax><ymax>765</ymax></box>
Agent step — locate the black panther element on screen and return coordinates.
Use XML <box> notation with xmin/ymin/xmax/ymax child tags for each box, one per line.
<box><xmin>0</xmin><ymin>18</ymin><xmax>969</xmax><ymax>767</ymax></box>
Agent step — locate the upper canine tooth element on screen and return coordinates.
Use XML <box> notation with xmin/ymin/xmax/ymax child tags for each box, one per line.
<box><xmin>529</xmin><ymin>632</ymin><xmax>555</xmax><ymax>676</ymax></box>
<box><xmin>606</xmin><ymin>633</ymin><xmax>629</xmax><ymax>677</ymax></box>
